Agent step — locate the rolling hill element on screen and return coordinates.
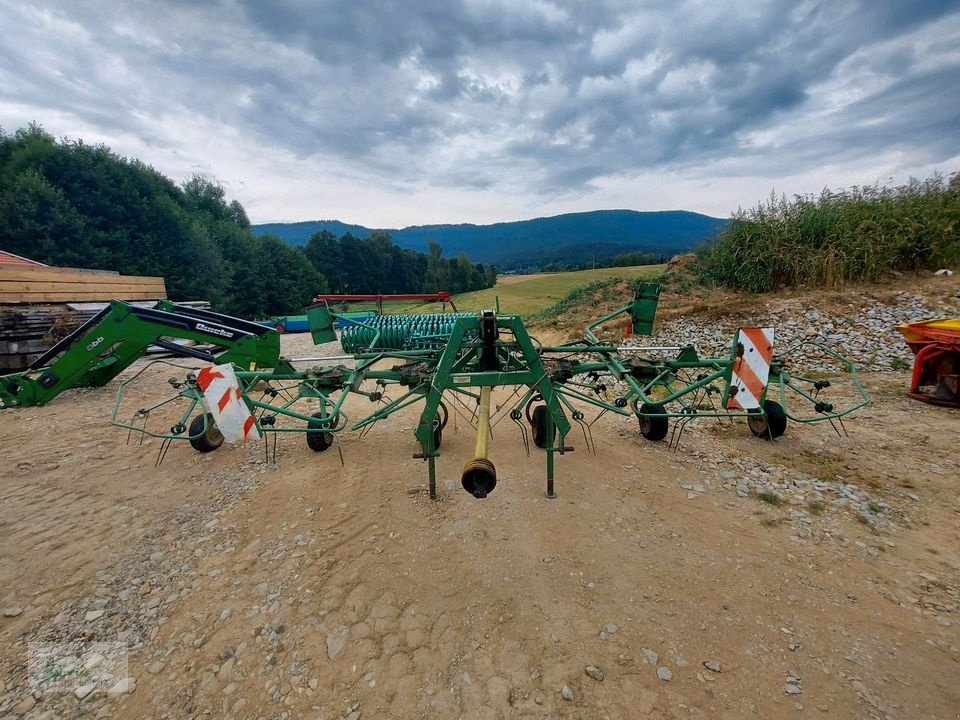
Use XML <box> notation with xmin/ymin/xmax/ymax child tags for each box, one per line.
<box><xmin>253</xmin><ymin>210</ymin><xmax>727</xmax><ymax>269</ymax></box>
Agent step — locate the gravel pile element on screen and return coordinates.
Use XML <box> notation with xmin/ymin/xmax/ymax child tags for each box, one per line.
<box><xmin>679</xmin><ymin>445</ymin><xmax>901</xmax><ymax>539</ymax></box>
<box><xmin>639</xmin><ymin>291</ymin><xmax>956</xmax><ymax>371</ymax></box>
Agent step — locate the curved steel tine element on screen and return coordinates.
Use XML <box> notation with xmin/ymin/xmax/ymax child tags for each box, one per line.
<box><xmin>575</xmin><ymin>416</ymin><xmax>595</xmax><ymax>455</ymax></box>
<box><xmin>155</xmin><ymin>437</ymin><xmax>172</xmax><ymax>467</ymax></box>
<box><xmin>511</xmin><ymin>413</ymin><xmax>530</xmax><ymax>457</ymax></box>
<box><xmin>673</xmin><ymin>419</ymin><xmax>688</xmax><ymax>451</ymax></box>
<box><xmin>589</xmin><ymin>408</ymin><xmax>609</xmax><ymax>427</ymax></box>
<box><xmin>358</xmin><ymin>420</ymin><xmax>377</xmax><ymax>440</ymax></box>
<box><xmin>837</xmin><ymin>416</ymin><xmax>849</xmax><ymax>437</ymax></box>
<box><xmin>669</xmin><ymin>414</ymin><xmax>692</xmax><ymax>452</ymax></box>
<box><xmin>667</xmin><ymin>422</ymin><xmax>680</xmax><ymax>450</ymax></box>
<box><xmin>827</xmin><ymin>417</ymin><xmax>843</xmax><ymax>438</ymax></box>
<box><xmin>128</xmin><ymin>410</ymin><xmax>148</xmax><ymax>445</ymax></box>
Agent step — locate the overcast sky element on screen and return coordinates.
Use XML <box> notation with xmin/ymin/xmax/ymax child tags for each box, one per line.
<box><xmin>1</xmin><ymin>1</ymin><xmax>958</xmax><ymax>226</ymax></box>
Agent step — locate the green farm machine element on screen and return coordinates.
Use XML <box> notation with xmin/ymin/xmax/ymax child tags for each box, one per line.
<box><xmin>0</xmin><ymin>285</ymin><xmax>868</xmax><ymax>499</ymax></box>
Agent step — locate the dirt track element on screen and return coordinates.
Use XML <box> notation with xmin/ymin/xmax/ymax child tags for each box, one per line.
<box><xmin>1</xmin><ymin>329</ymin><xmax>959</xmax><ymax>720</ymax></box>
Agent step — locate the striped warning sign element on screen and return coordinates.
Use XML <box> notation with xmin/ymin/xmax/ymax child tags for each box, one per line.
<box><xmin>725</xmin><ymin>327</ymin><xmax>775</xmax><ymax>410</ymax></box>
<box><xmin>196</xmin><ymin>364</ymin><xmax>259</xmax><ymax>444</ymax></box>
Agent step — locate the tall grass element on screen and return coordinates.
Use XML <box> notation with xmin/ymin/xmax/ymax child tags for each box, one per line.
<box><xmin>701</xmin><ymin>174</ymin><xmax>960</xmax><ymax>292</ymax></box>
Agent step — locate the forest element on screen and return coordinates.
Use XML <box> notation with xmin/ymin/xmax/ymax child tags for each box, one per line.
<box><xmin>0</xmin><ymin>124</ymin><xmax>495</xmax><ymax>316</ymax></box>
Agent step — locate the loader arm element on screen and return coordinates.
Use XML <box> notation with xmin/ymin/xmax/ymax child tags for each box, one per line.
<box><xmin>1</xmin><ymin>300</ymin><xmax>283</xmax><ymax>408</ymax></box>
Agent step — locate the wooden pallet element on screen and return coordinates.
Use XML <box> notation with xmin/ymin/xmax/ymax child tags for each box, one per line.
<box><xmin>0</xmin><ymin>266</ymin><xmax>166</xmax><ymax>304</ymax></box>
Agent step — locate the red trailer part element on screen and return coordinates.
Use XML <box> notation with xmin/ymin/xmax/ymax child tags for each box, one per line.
<box><xmin>311</xmin><ymin>292</ymin><xmax>458</xmax><ymax>313</ymax></box>
<box><xmin>896</xmin><ymin>318</ymin><xmax>960</xmax><ymax>407</ymax></box>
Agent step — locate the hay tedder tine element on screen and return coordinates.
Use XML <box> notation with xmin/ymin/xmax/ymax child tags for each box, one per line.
<box><xmin>577</xmin><ymin>414</ymin><xmax>596</xmax><ymax>455</ymax></box>
<box><xmin>510</xmin><ymin>409</ymin><xmax>530</xmax><ymax>457</ymax></box>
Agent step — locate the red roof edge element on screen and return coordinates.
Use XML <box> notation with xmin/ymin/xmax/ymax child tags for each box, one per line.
<box><xmin>0</xmin><ymin>250</ymin><xmax>47</xmax><ymax>266</ymax></box>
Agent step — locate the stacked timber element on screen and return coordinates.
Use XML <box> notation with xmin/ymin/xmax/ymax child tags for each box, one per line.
<box><xmin>0</xmin><ymin>265</ymin><xmax>169</xmax><ymax>371</ymax></box>
<box><xmin>0</xmin><ymin>265</ymin><xmax>166</xmax><ymax>303</ymax></box>
<box><xmin>0</xmin><ymin>305</ymin><xmax>85</xmax><ymax>369</ymax></box>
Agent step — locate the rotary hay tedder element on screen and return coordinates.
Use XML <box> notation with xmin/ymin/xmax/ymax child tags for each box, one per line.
<box><xmin>0</xmin><ymin>284</ymin><xmax>869</xmax><ymax>499</ymax></box>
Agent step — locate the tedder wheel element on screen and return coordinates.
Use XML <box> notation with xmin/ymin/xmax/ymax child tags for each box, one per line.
<box><xmin>531</xmin><ymin>404</ymin><xmax>556</xmax><ymax>449</ymax></box>
<box><xmin>306</xmin><ymin>411</ymin><xmax>336</xmax><ymax>452</ymax></box>
<box><xmin>637</xmin><ymin>403</ymin><xmax>669</xmax><ymax>441</ymax></box>
<box><xmin>748</xmin><ymin>400</ymin><xmax>787</xmax><ymax>440</ymax></box>
<box><xmin>189</xmin><ymin>413</ymin><xmax>224</xmax><ymax>453</ymax></box>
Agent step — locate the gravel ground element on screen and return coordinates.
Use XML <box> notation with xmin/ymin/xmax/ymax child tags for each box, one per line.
<box><xmin>1</xmin><ymin>279</ymin><xmax>958</xmax><ymax>720</ymax></box>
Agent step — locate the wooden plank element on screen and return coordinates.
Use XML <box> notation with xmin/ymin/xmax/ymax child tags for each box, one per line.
<box><xmin>0</xmin><ymin>267</ymin><xmax>159</xmax><ymax>284</ymax></box>
<box><xmin>0</xmin><ymin>291</ymin><xmax>165</xmax><ymax>303</ymax></box>
<box><xmin>0</xmin><ymin>281</ymin><xmax>167</xmax><ymax>295</ymax></box>
<box><xmin>0</xmin><ymin>267</ymin><xmax>167</xmax><ymax>304</ymax></box>
<box><xmin>0</xmin><ymin>271</ymin><xmax>157</xmax><ymax>285</ymax></box>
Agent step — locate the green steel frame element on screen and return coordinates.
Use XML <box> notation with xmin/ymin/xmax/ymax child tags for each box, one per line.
<box><xmin>103</xmin><ymin>285</ymin><xmax>869</xmax><ymax>500</ymax></box>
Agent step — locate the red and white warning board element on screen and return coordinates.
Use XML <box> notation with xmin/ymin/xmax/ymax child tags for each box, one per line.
<box><xmin>196</xmin><ymin>364</ymin><xmax>259</xmax><ymax>444</ymax></box>
<box><xmin>726</xmin><ymin>328</ymin><xmax>775</xmax><ymax>410</ymax></box>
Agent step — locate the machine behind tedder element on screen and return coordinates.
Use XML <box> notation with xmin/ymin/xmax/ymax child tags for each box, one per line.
<box><xmin>1</xmin><ymin>285</ymin><xmax>869</xmax><ymax>499</ymax></box>
<box><xmin>897</xmin><ymin>318</ymin><xmax>960</xmax><ymax>407</ymax></box>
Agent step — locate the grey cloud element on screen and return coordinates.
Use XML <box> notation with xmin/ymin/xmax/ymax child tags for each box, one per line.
<box><xmin>0</xmin><ymin>0</ymin><xmax>958</xmax><ymax>200</ymax></box>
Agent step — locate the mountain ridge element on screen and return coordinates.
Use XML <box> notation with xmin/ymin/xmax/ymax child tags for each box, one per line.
<box><xmin>253</xmin><ymin>209</ymin><xmax>728</xmax><ymax>269</ymax></box>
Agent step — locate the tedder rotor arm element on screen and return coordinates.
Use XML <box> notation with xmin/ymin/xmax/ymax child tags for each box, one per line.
<box><xmin>0</xmin><ymin>300</ymin><xmax>282</xmax><ymax>408</ymax></box>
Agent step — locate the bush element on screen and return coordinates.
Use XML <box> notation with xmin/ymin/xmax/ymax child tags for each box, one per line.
<box><xmin>701</xmin><ymin>174</ymin><xmax>960</xmax><ymax>292</ymax></box>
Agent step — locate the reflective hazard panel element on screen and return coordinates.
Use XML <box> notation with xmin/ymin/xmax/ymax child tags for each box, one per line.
<box><xmin>196</xmin><ymin>364</ymin><xmax>260</xmax><ymax>444</ymax></box>
<box><xmin>726</xmin><ymin>328</ymin><xmax>775</xmax><ymax>410</ymax></box>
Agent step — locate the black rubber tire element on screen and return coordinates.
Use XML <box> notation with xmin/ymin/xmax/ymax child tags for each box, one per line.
<box><xmin>637</xmin><ymin>403</ymin><xmax>669</xmax><ymax>441</ymax></box>
<box><xmin>748</xmin><ymin>400</ymin><xmax>787</xmax><ymax>440</ymax></box>
<box><xmin>433</xmin><ymin>420</ymin><xmax>443</xmax><ymax>450</ymax></box>
<box><xmin>189</xmin><ymin>413</ymin><xmax>224</xmax><ymax>453</ymax></box>
<box><xmin>531</xmin><ymin>404</ymin><xmax>556</xmax><ymax>449</ymax></box>
<box><xmin>306</xmin><ymin>411</ymin><xmax>335</xmax><ymax>452</ymax></box>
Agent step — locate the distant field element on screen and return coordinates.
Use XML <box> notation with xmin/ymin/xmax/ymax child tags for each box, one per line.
<box><xmin>455</xmin><ymin>265</ymin><xmax>665</xmax><ymax>315</ymax></box>
<box><xmin>330</xmin><ymin>265</ymin><xmax>666</xmax><ymax>316</ymax></box>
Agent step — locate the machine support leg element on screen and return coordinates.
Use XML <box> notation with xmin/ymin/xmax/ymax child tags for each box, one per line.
<box><xmin>545</xmin><ymin>409</ymin><xmax>557</xmax><ymax>499</ymax></box>
<box><xmin>428</xmin><ymin>455</ymin><xmax>437</xmax><ymax>500</ymax></box>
